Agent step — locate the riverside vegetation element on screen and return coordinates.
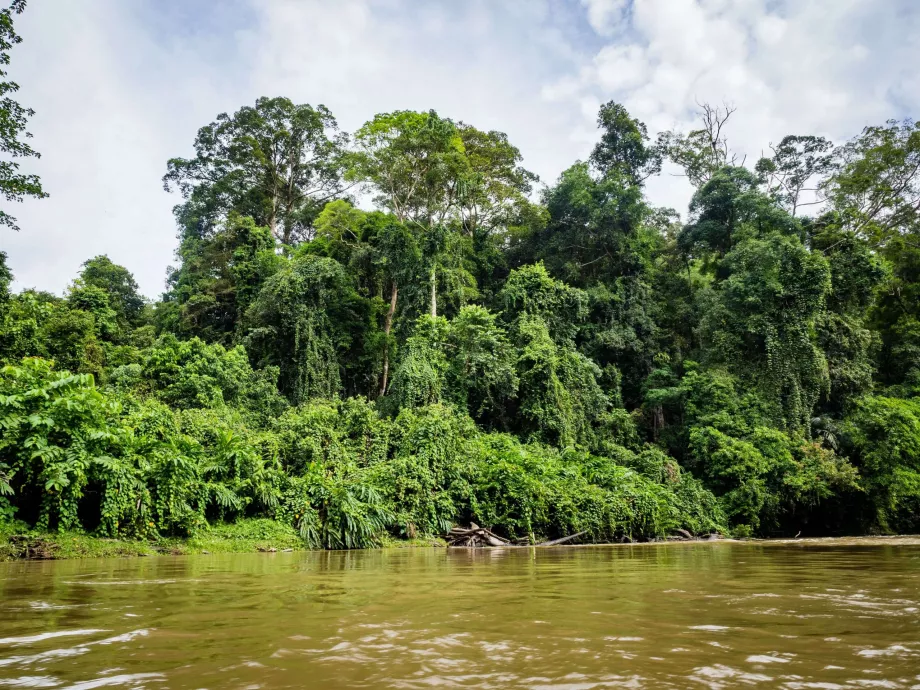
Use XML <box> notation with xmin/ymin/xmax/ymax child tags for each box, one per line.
<box><xmin>2</xmin><ymin>5</ymin><xmax>920</xmax><ymax>557</ymax></box>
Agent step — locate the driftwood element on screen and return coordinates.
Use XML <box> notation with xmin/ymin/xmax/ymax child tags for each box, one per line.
<box><xmin>446</xmin><ymin>523</ymin><xmax>512</xmax><ymax>547</ymax></box>
<box><xmin>445</xmin><ymin>524</ymin><xmax>586</xmax><ymax>548</ymax></box>
<box><xmin>445</xmin><ymin>525</ymin><xmax>736</xmax><ymax>548</ymax></box>
<box><xmin>536</xmin><ymin>531</ymin><xmax>587</xmax><ymax>547</ymax></box>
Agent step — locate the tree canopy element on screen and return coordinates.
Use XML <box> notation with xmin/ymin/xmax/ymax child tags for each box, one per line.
<box><xmin>4</xmin><ymin>94</ymin><xmax>920</xmax><ymax>546</ymax></box>
<box><xmin>0</xmin><ymin>0</ymin><xmax>46</xmax><ymax>231</ymax></box>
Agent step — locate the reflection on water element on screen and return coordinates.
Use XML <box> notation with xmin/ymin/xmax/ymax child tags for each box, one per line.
<box><xmin>1</xmin><ymin>538</ymin><xmax>919</xmax><ymax>689</ymax></box>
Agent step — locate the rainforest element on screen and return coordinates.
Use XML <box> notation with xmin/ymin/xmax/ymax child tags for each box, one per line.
<box><xmin>2</xmin><ymin>3</ymin><xmax>920</xmax><ymax>551</ymax></box>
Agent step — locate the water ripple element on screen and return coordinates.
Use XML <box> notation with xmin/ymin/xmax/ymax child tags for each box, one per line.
<box><xmin>0</xmin><ymin>542</ymin><xmax>918</xmax><ymax>688</ymax></box>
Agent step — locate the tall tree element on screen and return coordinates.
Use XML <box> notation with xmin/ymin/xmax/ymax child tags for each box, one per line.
<box><xmin>454</xmin><ymin>123</ymin><xmax>537</xmax><ymax>233</ymax></box>
<box><xmin>823</xmin><ymin>119</ymin><xmax>920</xmax><ymax>243</ymax></box>
<box><xmin>0</xmin><ymin>0</ymin><xmax>46</xmax><ymax>231</ymax></box>
<box><xmin>822</xmin><ymin>120</ymin><xmax>920</xmax><ymax>393</ymax></box>
<box><xmin>347</xmin><ymin>110</ymin><xmax>462</xmax><ymax>394</ymax></box>
<box><xmin>755</xmin><ymin>135</ymin><xmax>834</xmax><ymax>217</ymax></box>
<box><xmin>661</xmin><ymin>102</ymin><xmax>743</xmax><ymax>188</ymax></box>
<box><xmin>700</xmin><ymin>233</ymin><xmax>832</xmax><ymax>430</ymax></box>
<box><xmin>348</xmin><ymin>110</ymin><xmax>465</xmax><ymax>227</ymax></box>
<box><xmin>534</xmin><ymin>162</ymin><xmax>647</xmax><ymax>285</ymax></box>
<box><xmin>679</xmin><ymin>166</ymin><xmax>800</xmax><ymax>263</ymax></box>
<box><xmin>590</xmin><ymin>100</ymin><xmax>663</xmax><ymax>184</ymax></box>
<box><xmin>348</xmin><ymin>110</ymin><xmax>534</xmax><ymax>394</ymax></box>
<box><xmin>810</xmin><ymin>225</ymin><xmax>884</xmax><ymax>415</ymax></box>
<box><xmin>164</xmin><ymin>97</ymin><xmax>346</xmax><ymax>246</ymax></box>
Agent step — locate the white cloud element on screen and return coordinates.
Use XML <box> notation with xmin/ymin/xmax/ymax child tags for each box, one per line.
<box><xmin>3</xmin><ymin>0</ymin><xmax>585</xmax><ymax>297</ymax></box>
<box><xmin>580</xmin><ymin>0</ymin><xmax>630</xmax><ymax>35</ymax></box>
<box><xmin>3</xmin><ymin>0</ymin><xmax>233</xmax><ymax>297</ymax></box>
<box><xmin>2</xmin><ymin>0</ymin><xmax>918</xmax><ymax>296</ymax></box>
<box><xmin>548</xmin><ymin>0</ymin><xmax>920</xmax><ymax>213</ymax></box>
<box><xmin>594</xmin><ymin>45</ymin><xmax>651</xmax><ymax>93</ymax></box>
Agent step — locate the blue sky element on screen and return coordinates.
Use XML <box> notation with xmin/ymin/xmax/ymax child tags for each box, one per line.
<box><xmin>4</xmin><ymin>0</ymin><xmax>919</xmax><ymax>297</ymax></box>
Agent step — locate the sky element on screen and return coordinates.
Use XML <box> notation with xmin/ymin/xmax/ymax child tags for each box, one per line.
<box><xmin>3</xmin><ymin>0</ymin><xmax>919</xmax><ymax>298</ymax></box>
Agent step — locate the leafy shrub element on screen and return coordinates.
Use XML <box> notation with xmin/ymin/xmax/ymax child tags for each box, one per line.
<box><xmin>842</xmin><ymin>396</ymin><xmax>920</xmax><ymax>532</ymax></box>
<box><xmin>132</xmin><ymin>334</ymin><xmax>286</xmax><ymax>419</ymax></box>
<box><xmin>0</xmin><ymin>358</ymin><xmax>121</xmax><ymax>531</ymax></box>
<box><xmin>374</xmin><ymin>404</ymin><xmax>474</xmax><ymax>536</ymax></box>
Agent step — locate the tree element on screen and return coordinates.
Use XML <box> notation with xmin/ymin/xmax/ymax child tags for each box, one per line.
<box><xmin>311</xmin><ymin>200</ymin><xmax>373</xmax><ymax>264</ymax></box>
<box><xmin>389</xmin><ymin>315</ymin><xmax>449</xmax><ymax>410</ymax></box>
<box><xmin>131</xmin><ymin>333</ymin><xmax>285</xmax><ymax>415</ymax></box>
<box><xmin>164</xmin><ymin>214</ymin><xmax>280</xmax><ymax>343</ymax></box>
<box><xmin>455</xmin><ymin>123</ymin><xmax>538</xmax><ymax>233</ymax></box>
<box><xmin>824</xmin><ymin>119</ymin><xmax>920</xmax><ymax>242</ymax></box>
<box><xmin>76</xmin><ymin>256</ymin><xmax>145</xmax><ymax>329</ymax></box>
<box><xmin>307</xmin><ymin>200</ymin><xmax>394</xmax><ymax>303</ymax></box>
<box><xmin>701</xmin><ymin>233</ymin><xmax>832</xmax><ymax>430</ymax></box>
<box><xmin>679</xmin><ymin>166</ymin><xmax>800</xmax><ymax>262</ymax></box>
<box><xmin>348</xmin><ymin>111</ymin><xmax>532</xmax><ymax>393</ymax></box>
<box><xmin>38</xmin><ymin>298</ymin><xmax>103</xmax><ymax>376</ymax></box>
<box><xmin>244</xmin><ymin>254</ymin><xmax>368</xmax><ymax>403</ymax></box>
<box><xmin>525</xmin><ymin>161</ymin><xmax>660</xmax><ymax>404</ymax></box>
<box><xmin>495</xmin><ymin>264</ymin><xmax>609</xmax><ymax>446</ymax></box>
<box><xmin>498</xmin><ymin>262</ymin><xmax>587</xmax><ymax>344</ymax></box>
<box><xmin>0</xmin><ymin>0</ymin><xmax>46</xmax><ymax>231</ymax></box>
<box><xmin>823</xmin><ymin>123</ymin><xmax>920</xmax><ymax>391</ymax></box>
<box><xmin>842</xmin><ymin>396</ymin><xmax>920</xmax><ymax>533</ymax></box>
<box><xmin>533</xmin><ymin>162</ymin><xmax>648</xmax><ymax>285</ymax></box>
<box><xmin>590</xmin><ymin>101</ymin><xmax>663</xmax><ymax>184</ymax></box>
<box><xmin>164</xmin><ymin>97</ymin><xmax>346</xmax><ymax>245</ymax></box>
<box><xmin>445</xmin><ymin>305</ymin><xmax>517</xmax><ymax>424</ymax></box>
<box><xmin>348</xmin><ymin>110</ymin><xmax>466</xmax><ymax>226</ymax></box>
<box><xmin>810</xmin><ymin>224</ymin><xmax>885</xmax><ymax>415</ymax></box>
<box><xmin>869</xmin><ymin>232</ymin><xmax>920</xmax><ymax>392</ymax></box>
<box><xmin>348</xmin><ymin>110</ymin><xmax>464</xmax><ymax>393</ymax></box>
<box><xmin>0</xmin><ymin>249</ymin><xmax>11</xmax><ymax>300</ymax></box>
<box><xmin>513</xmin><ymin>313</ymin><xmax>608</xmax><ymax>447</ymax></box>
<box><xmin>756</xmin><ymin>135</ymin><xmax>834</xmax><ymax>217</ymax></box>
<box><xmin>661</xmin><ymin>102</ymin><xmax>743</xmax><ymax>188</ymax></box>
<box><xmin>67</xmin><ymin>284</ymin><xmax>118</xmax><ymax>341</ymax></box>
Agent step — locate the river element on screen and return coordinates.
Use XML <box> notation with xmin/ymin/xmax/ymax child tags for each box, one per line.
<box><xmin>1</xmin><ymin>538</ymin><xmax>918</xmax><ymax>689</ymax></box>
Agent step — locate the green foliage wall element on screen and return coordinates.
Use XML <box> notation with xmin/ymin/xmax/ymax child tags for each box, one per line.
<box><xmin>5</xmin><ymin>92</ymin><xmax>920</xmax><ymax>545</ymax></box>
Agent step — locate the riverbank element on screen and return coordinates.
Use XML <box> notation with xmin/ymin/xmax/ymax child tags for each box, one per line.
<box><xmin>5</xmin><ymin>519</ymin><xmax>915</xmax><ymax>561</ymax></box>
<box><xmin>1</xmin><ymin>519</ymin><xmax>298</xmax><ymax>560</ymax></box>
<box><xmin>0</xmin><ymin>519</ymin><xmax>449</xmax><ymax>560</ymax></box>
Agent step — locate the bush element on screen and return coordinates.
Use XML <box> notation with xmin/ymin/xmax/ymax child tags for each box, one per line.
<box><xmin>0</xmin><ymin>358</ymin><xmax>730</xmax><ymax>547</ymax></box>
<box><xmin>842</xmin><ymin>396</ymin><xmax>920</xmax><ymax>532</ymax></box>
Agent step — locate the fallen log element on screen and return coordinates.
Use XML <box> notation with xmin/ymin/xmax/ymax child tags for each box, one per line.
<box><xmin>445</xmin><ymin>523</ymin><xmax>511</xmax><ymax>547</ymax></box>
<box><xmin>480</xmin><ymin>527</ymin><xmax>510</xmax><ymax>544</ymax></box>
<box><xmin>482</xmin><ymin>532</ymin><xmax>509</xmax><ymax>547</ymax></box>
<box><xmin>535</xmin><ymin>531</ymin><xmax>587</xmax><ymax>547</ymax></box>
<box><xmin>445</xmin><ymin>525</ymin><xmax>586</xmax><ymax>548</ymax></box>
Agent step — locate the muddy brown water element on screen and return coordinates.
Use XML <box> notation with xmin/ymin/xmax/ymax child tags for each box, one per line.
<box><xmin>1</xmin><ymin>538</ymin><xmax>919</xmax><ymax>689</ymax></box>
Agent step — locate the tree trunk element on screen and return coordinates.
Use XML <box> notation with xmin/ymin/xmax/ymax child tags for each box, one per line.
<box><xmin>429</xmin><ymin>267</ymin><xmax>437</xmax><ymax>318</ymax></box>
<box><xmin>269</xmin><ymin>210</ymin><xmax>280</xmax><ymax>244</ymax></box>
<box><xmin>379</xmin><ymin>282</ymin><xmax>398</xmax><ymax>397</ymax></box>
<box><xmin>652</xmin><ymin>405</ymin><xmax>665</xmax><ymax>440</ymax></box>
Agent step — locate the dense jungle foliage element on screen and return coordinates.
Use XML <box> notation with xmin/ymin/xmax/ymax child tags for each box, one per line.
<box><xmin>2</xmin><ymin>8</ymin><xmax>920</xmax><ymax>545</ymax></box>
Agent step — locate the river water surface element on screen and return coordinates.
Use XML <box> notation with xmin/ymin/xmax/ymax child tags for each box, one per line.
<box><xmin>1</xmin><ymin>538</ymin><xmax>919</xmax><ymax>689</ymax></box>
